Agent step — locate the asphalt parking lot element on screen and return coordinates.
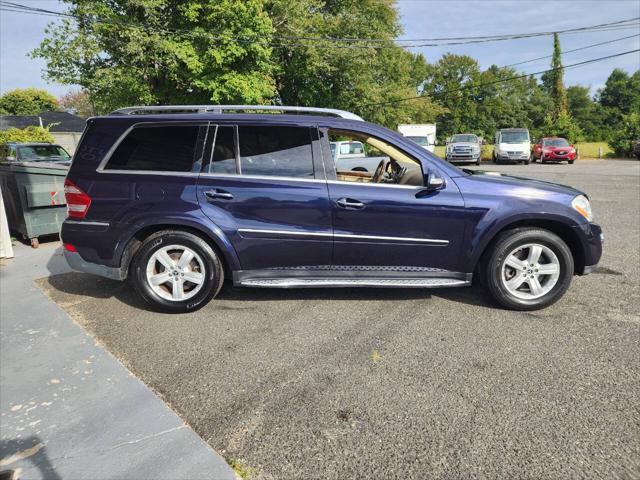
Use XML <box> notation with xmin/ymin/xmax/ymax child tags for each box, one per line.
<box><xmin>38</xmin><ymin>159</ymin><xmax>639</xmax><ymax>479</ymax></box>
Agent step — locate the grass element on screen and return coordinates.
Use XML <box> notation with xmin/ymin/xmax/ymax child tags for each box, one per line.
<box><xmin>574</xmin><ymin>142</ymin><xmax>614</xmax><ymax>159</ymax></box>
<box><xmin>227</xmin><ymin>458</ymin><xmax>255</xmax><ymax>480</ymax></box>
<box><xmin>435</xmin><ymin>142</ymin><xmax>616</xmax><ymax>160</ymax></box>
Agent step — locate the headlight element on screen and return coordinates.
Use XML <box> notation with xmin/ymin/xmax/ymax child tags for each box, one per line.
<box><xmin>572</xmin><ymin>195</ymin><xmax>593</xmax><ymax>221</ymax></box>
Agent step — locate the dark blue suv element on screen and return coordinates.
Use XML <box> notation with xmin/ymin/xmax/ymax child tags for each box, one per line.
<box><xmin>62</xmin><ymin>106</ymin><xmax>602</xmax><ymax>312</ymax></box>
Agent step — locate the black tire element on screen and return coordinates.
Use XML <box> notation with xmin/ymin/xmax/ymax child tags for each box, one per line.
<box><xmin>568</xmin><ymin>160</ymin><xmax>575</xmax><ymax>164</ymax></box>
<box><xmin>481</xmin><ymin>228</ymin><xmax>574</xmax><ymax>311</ymax></box>
<box><xmin>131</xmin><ymin>230</ymin><xmax>224</xmax><ymax>313</ymax></box>
<box><xmin>475</xmin><ymin>158</ymin><xmax>481</xmax><ymax>166</ymax></box>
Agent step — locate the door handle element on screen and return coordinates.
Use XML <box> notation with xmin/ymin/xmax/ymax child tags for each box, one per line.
<box><xmin>336</xmin><ymin>198</ymin><xmax>365</xmax><ymax>209</ymax></box>
<box><xmin>204</xmin><ymin>189</ymin><xmax>234</xmax><ymax>200</ymax></box>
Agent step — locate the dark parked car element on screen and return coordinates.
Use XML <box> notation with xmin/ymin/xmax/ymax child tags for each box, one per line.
<box><xmin>532</xmin><ymin>137</ymin><xmax>577</xmax><ymax>164</ymax></box>
<box><xmin>62</xmin><ymin>105</ymin><xmax>602</xmax><ymax>312</ymax></box>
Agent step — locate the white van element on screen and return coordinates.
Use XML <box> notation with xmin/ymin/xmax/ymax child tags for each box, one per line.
<box><xmin>493</xmin><ymin>128</ymin><xmax>531</xmax><ymax>164</ymax></box>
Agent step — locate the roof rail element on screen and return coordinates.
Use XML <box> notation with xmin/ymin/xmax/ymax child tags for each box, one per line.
<box><xmin>109</xmin><ymin>105</ymin><xmax>364</xmax><ymax>121</ymax></box>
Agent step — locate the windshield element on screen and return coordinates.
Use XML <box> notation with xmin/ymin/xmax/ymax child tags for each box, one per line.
<box><xmin>406</xmin><ymin>136</ymin><xmax>429</xmax><ymax>147</ymax></box>
<box><xmin>500</xmin><ymin>131</ymin><xmax>529</xmax><ymax>144</ymax></box>
<box><xmin>544</xmin><ymin>138</ymin><xmax>570</xmax><ymax>147</ymax></box>
<box><xmin>18</xmin><ymin>145</ymin><xmax>70</xmax><ymax>161</ymax></box>
<box><xmin>451</xmin><ymin>134</ymin><xmax>477</xmax><ymax>143</ymax></box>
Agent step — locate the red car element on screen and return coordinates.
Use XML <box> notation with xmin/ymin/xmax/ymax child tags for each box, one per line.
<box><xmin>532</xmin><ymin>137</ymin><xmax>577</xmax><ymax>164</ymax></box>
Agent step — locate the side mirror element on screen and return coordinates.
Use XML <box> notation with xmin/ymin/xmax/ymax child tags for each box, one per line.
<box><xmin>419</xmin><ymin>172</ymin><xmax>445</xmax><ymax>196</ymax></box>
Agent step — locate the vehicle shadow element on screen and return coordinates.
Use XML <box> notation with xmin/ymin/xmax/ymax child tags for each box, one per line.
<box><xmin>0</xmin><ymin>437</ymin><xmax>61</xmax><ymax>480</ymax></box>
<box><xmin>41</xmin><ymin>271</ymin><xmax>493</xmax><ymax>310</ymax></box>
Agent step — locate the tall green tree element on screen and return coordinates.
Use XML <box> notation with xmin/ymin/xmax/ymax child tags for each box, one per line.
<box><xmin>32</xmin><ymin>0</ymin><xmax>277</xmax><ymax>113</ymax></box>
<box><xmin>545</xmin><ymin>33</ymin><xmax>568</xmax><ymax>116</ymax></box>
<box><xmin>264</xmin><ymin>0</ymin><xmax>443</xmax><ymax>127</ymax></box>
<box><xmin>0</xmin><ymin>88</ymin><xmax>59</xmax><ymax>115</ymax></box>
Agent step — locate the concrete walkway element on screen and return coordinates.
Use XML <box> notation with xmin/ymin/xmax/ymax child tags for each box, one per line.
<box><xmin>0</xmin><ymin>241</ymin><xmax>235</xmax><ymax>480</ymax></box>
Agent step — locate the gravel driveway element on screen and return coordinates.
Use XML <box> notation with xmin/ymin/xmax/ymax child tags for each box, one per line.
<box><xmin>38</xmin><ymin>159</ymin><xmax>640</xmax><ymax>479</ymax></box>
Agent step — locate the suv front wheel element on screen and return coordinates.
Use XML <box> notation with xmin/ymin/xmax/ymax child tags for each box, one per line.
<box><xmin>131</xmin><ymin>230</ymin><xmax>224</xmax><ymax>313</ymax></box>
<box><xmin>482</xmin><ymin>228</ymin><xmax>573</xmax><ymax>310</ymax></box>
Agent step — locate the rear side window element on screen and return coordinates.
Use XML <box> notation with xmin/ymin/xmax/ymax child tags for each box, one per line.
<box><xmin>238</xmin><ymin>126</ymin><xmax>313</xmax><ymax>178</ymax></box>
<box><xmin>105</xmin><ymin>124</ymin><xmax>205</xmax><ymax>172</ymax></box>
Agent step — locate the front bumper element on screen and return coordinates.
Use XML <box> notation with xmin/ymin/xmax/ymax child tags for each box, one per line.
<box><xmin>447</xmin><ymin>154</ymin><xmax>480</xmax><ymax>163</ymax></box>
<box><xmin>497</xmin><ymin>152</ymin><xmax>529</xmax><ymax>162</ymax></box>
<box><xmin>574</xmin><ymin>222</ymin><xmax>603</xmax><ymax>275</ymax></box>
<box><xmin>543</xmin><ymin>152</ymin><xmax>576</xmax><ymax>161</ymax></box>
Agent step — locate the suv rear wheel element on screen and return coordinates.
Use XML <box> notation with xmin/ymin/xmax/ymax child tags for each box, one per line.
<box><xmin>482</xmin><ymin>228</ymin><xmax>573</xmax><ymax>310</ymax></box>
<box><xmin>131</xmin><ymin>230</ymin><xmax>224</xmax><ymax>313</ymax></box>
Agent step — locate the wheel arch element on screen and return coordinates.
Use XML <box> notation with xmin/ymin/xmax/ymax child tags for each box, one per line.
<box><xmin>117</xmin><ymin>220</ymin><xmax>240</xmax><ymax>280</ymax></box>
<box><xmin>470</xmin><ymin>217</ymin><xmax>586</xmax><ymax>276</ymax></box>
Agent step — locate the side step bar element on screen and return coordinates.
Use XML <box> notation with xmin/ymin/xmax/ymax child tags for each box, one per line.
<box><xmin>238</xmin><ymin>278</ymin><xmax>471</xmax><ymax>288</ymax></box>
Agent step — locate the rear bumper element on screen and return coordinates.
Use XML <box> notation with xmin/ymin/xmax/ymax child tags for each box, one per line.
<box><xmin>64</xmin><ymin>249</ymin><xmax>125</xmax><ymax>280</ymax></box>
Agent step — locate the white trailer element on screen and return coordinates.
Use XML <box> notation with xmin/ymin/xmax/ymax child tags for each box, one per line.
<box><xmin>398</xmin><ymin>124</ymin><xmax>437</xmax><ymax>153</ymax></box>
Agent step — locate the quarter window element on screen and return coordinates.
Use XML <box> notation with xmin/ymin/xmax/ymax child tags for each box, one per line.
<box><xmin>238</xmin><ymin>126</ymin><xmax>314</xmax><ymax>178</ymax></box>
<box><xmin>105</xmin><ymin>124</ymin><xmax>204</xmax><ymax>172</ymax></box>
<box><xmin>208</xmin><ymin>126</ymin><xmax>236</xmax><ymax>174</ymax></box>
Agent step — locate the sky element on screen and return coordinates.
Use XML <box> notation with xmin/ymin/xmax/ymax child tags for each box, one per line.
<box><xmin>1</xmin><ymin>0</ymin><xmax>639</xmax><ymax>99</ymax></box>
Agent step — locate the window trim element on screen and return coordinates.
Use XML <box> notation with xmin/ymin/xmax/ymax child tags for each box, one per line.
<box><xmin>205</xmin><ymin>123</ymin><xmax>318</xmax><ymax>180</ymax></box>
<box><xmin>96</xmin><ymin>121</ymin><xmax>210</xmax><ymax>174</ymax></box>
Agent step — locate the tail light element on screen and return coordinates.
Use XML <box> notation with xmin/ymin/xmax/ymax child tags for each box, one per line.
<box><xmin>64</xmin><ymin>179</ymin><xmax>91</xmax><ymax>218</ymax></box>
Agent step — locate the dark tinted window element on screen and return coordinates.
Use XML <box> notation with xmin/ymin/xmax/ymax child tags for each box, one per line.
<box><xmin>105</xmin><ymin>125</ymin><xmax>203</xmax><ymax>172</ymax></box>
<box><xmin>208</xmin><ymin>126</ymin><xmax>236</xmax><ymax>174</ymax></box>
<box><xmin>238</xmin><ymin>126</ymin><xmax>313</xmax><ymax>178</ymax></box>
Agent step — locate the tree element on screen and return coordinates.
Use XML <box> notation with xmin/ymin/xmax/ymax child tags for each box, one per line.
<box><xmin>541</xmin><ymin>110</ymin><xmax>583</xmax><ymax>143</ymax></box>
<box><xmin>59</xmin><ymin>88</ymin><xmax>96</xmax><ymax>118</ymax></box>
<box><xmin>421</xmin><ymin>54</ymin><xmax>482</xmax><ymax>139</ymax></box>
<box><xmin>609</xmin><ymin>112</ymin><xmax>640</xmax><ymax>157</ymax></box>
<box><xmin>32</xmin><ymin>0</ymin><xmax>277</xmax><ymax>113</ymax></box>
<box><xmin>264</xmin><ymin>0</ymin><xmax>443</xmax><ymax>128</ymax></box>
<box><xmin>595</xmin><ymin>69</ymin><xmax>640</xmax><ymax>142</ymax></box>
<box><xmin>545</xmin><ymin>33</ymin><xmax>568</xmax><ymax>116</ymax></box>
<box><xmin>567</xmin><ymin>85</ymin><xmax>606</xmax><ymax>141</ymax></box>
<box><xmin>0</xmin><ymin>88</ymin><xmax>59</xmax><ymax>116</ymax></box>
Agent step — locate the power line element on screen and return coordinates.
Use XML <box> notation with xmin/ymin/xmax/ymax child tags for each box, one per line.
<box><xmin>1</xmin><ymin>1</ymin><xmax>638</xmax><ymax>49</ymax></box>
<box><xmin>502</xmin><ymin>33</ymin><xmax>640</xmax><ymax>68</ymax></box>
<box><xmin>361</xmin><ymin>48</ymin><xmax>640</xmax><ymax>108</ymax></box>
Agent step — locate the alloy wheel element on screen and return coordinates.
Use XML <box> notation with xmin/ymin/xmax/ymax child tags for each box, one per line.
<box><xmin>145</xmin><ymin>245</ymin><xmax>206</xmax><ymax>301</ymax></box>
<box><xmin>501</xmin><ymin>243</ymin><xmax>561</xmax><ymax>300</ymax></box>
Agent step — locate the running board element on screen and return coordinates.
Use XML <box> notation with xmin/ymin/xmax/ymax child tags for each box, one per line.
<box><xmin>238</xmin><ymin>278</ymin><xmax>470</xmax><ymax>288</ymax></box>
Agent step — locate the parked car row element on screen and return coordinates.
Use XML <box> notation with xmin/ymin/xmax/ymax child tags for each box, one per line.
<box><xmin>438</xmin><ymin>127</ymin><xmax>578</xmax><ymax>166</ymax></box>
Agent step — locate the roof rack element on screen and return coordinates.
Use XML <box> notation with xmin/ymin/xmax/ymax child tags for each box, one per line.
<box><xmin>109</xmin><ymin>105</ymin><xmax>364</xmax><ymax>121</ymax></box>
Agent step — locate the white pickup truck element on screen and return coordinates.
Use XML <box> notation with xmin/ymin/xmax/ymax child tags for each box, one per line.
<box><xmin>330</xmin><ymin>141</ymin><xmax>388</xmax><ymax>173</ymax></box>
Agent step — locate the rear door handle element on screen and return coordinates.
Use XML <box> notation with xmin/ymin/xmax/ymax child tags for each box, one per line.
<box><xmin>336</xmin><ymin>198</ymin><xmax>365</xmax><ymax>210</ymax></box>
<box><xmin>204</xmin><ymin>189</ymin><xmax>234</xmax><ymax>200</ymax></box>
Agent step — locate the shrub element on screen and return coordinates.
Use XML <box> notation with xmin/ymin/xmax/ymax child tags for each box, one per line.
<box><xmin>0</xmin><ymin>126</ymin><xmax>56</xmax><ymax>158</ymax></box>
<box><xmin>0</xmin><ymin>88</ymin><xmax>59</xmax><ymax>116</ymax></box>
<box><xmin>609</xmin><ymin>113</ymin><xmax>640</xmax><ymax>158</ymax></box>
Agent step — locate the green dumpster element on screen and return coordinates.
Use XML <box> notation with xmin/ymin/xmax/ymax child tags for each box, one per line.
<box><xmin>0</xmin><ymin>161</ymin><xmax>69</xmax><ymax>248</ymax></box>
